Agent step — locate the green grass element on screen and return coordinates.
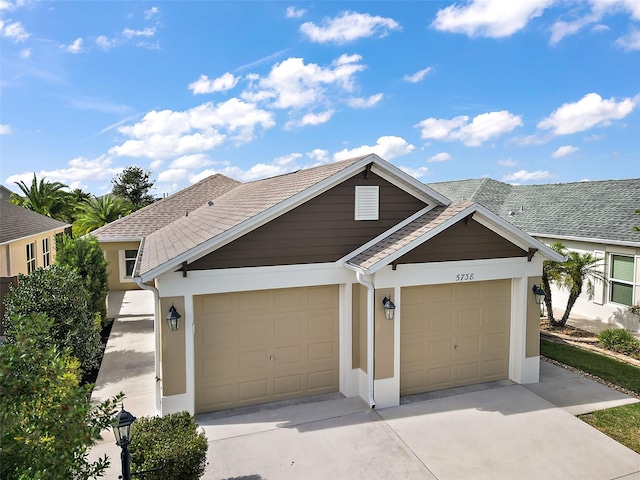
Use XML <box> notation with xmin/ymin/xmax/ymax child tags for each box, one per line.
<box><xmin>580</xmin><ymin>403</ymin><xmax>640</xmax><ymax>453</ymax></box>
<box><xmin>540</xmin><ymin>339</ymin><xmax>640</xmax><ymax>393</ymax></box>
<box><xmin>540</xmin><ymin>339</ymin><xmax>640</xmax><ymax>453</ymax></box>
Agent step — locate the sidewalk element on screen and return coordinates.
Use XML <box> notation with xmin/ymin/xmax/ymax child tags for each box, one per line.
<box><xmin>88</xmin><ymin>289</ymin><xmax>156</xmax><ymax>480</ymax></box>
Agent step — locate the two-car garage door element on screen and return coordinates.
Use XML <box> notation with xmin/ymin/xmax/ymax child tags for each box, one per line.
<box><xmin>194</xmin><ymin>285</ymin><xmax>339</xmax><ymax>413</ymax></box>
<box><xmin>401</xmin><ymin>280</ymin><xmax>511</xmax><ymax>396</ymax></box>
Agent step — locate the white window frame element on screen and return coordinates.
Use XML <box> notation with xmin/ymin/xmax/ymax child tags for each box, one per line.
<box><xmin>608</xmin><ymin>253</ymin><xmax>635</xmax><ymax>307</ymax></box>
<box><xmin>42</xmin><ymin>237</ymin><xmax>50</xmax><ymax>268</ymax></box>
<box><xmin>119</xmin><ymin>249</ymin><xmax>138</xmax><ymax>283</ymax></box>
<box><xmin>354</xmin><ymin>185</ymin><xmax>379</xmax><ymax>221</ymax></box>
<box><xmin>26</xmin><ymin>242</ymin><xmax>36</xmax><ymax>273</ymax></box>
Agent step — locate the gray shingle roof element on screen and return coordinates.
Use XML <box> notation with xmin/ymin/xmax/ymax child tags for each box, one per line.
<box><xmin>92</xmin><ymin>174</ymin><xmax>241</xmax><ymax>240</ymax></box>
<box><xmin>0</xmin><ymin>186</ymin><xmax>70</xmax><ymax>244</ymax></box>
<box><xmin>428</xmin><ymin>178</ymin><xmax>640</xmax><ymax>246</ymax></box>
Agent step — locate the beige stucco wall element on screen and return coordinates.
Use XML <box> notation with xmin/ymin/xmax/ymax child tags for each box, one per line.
<box><xmin>0</xmin><ymin>229</ymin><xmax>66</xmax><ymax>277</ymax></box>
<box><xmin>374</xmin><ymin>289</ymin><xmax>395</xmax><ymax>380</ymax></box>
<box><xmin>526</xmin><ymin>276</ymin><xmax>542</xmax><ymax>358</ymax></box>
<box><xmin>100</xmin><ymin>241</ymin><xmax>141</xmax><ymax>292</ymax></box>
<box><xmin>160</xmin><ymin>295</ymin><xmax>186</xmax><ymax>396</ymax></box>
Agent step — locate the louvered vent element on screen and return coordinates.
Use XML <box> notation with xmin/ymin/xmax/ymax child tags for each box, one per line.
<box><xmin>354</xmin><ymin>186</ymin><xmax>379</xmax><ymax>220</ymax></box>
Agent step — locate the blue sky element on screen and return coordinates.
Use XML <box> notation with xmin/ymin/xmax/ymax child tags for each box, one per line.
<box><xmin>1</xmin><ymin>1</ymin><xmax>639</xmax><ymax>197</ymax></box>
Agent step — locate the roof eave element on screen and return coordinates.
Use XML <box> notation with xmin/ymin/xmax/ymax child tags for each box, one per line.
<box><xmin>528</xmin><ymin>232</ymin><xmax>640</xmax><ymax>249</ymax></box>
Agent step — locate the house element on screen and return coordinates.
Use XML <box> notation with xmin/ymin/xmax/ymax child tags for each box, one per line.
<box><xmin>428</xmin><ymin>178</ymin><xmax>640</xmax><ymax>330</ymax></box>
<box><xmin>0</xmin><ymin>185</ymin><xmax>71</xmax><ymax>333</ymax></box>
<box><xmin>96</xmin><ymin>154</ymin><xmax>563</xmax><ymax>415</ymax></box>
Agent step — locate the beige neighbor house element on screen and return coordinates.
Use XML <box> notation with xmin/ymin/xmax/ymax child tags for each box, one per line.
<box><xmin>428</xmin><ymin>178</ymin><xmax>640</xmax><ymax>332</ymax></box>
<box><xmin>95</xmin><ymin>155</ymin><xmax>563</xmax><ymax>416</ymax></box>
<box><xmin>0</xmin><ymin>185</ymin><xmax>71</xmax><ymax>334</ymax></box>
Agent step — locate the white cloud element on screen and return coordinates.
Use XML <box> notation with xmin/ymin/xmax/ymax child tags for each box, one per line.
<box><xmin>0</xmin><ymin>124</ymin><xmax>12</xmax><ymax>135</ymax></box>
<box><xmin>286</xmin><ymin>6</ymin><xmax>306</xmax><ymax>18</ymax></box>
<box><xmin>502</xmin><ymin>169</ymin><xmax>553</xmax><ymax>183</ymax></box>
<box><xmin>537</xmin><ymin>92</ymin><xmax>638</xmax><ymax>135</ymax></box>
<box><xmin>333</xmin><ymin>135</ymin><xmax>415</xmax><ymax>161</ymax></box>
<box><xmin>428</xmin><ymin>152</ymin><xmax>451</xmax><ymax>162</ymax></box>
<box><xmin>287</xmin><ymin>110</ymin><xmax>334</xmax><ymax>129</ymax></box>
<box><xmin>274</xmin><ymin>152</ymin><xmax>303</xmax><ymax>166</ymax></box>
<box><xmin>399</xmin><ymin>166</ymin><xmax>429</xmax><ymax>178</ymax></box>
<box><xmin>306</xmin><ymin>148</ymin><xmax>331</xmax><ymax>165</ymax></box>
<box><xmin>432</xmin><ymin>0</ymin><xmax>552</xmax><ymax>38</ymax></box>
<box><xmin>96</xmin><ymin>35</ymin><xmax>115</xmax><ymax>50</ymax></box>
<box><xmin>617</xmin><ymin>30</ymin><xmax>640</xmax><ymax>51</ymax></box>
<box><xmin>189</xmin><ymin>73</ymin><xmax>239</xmax><ymax>95</ymax></box>
<box><xmin>64</xmin><ymin>37</ymin><xmax>83</xmax><ymax>54</ymax></box>
<box><xmin>144</xmin><ymin>6</ymin><xmax>159</xmax><ymax>21</ymax></box>
<box><xmin>416</xmin><ymin>111</ymin><xmax>523</xmax><ymax>146</ymax></box>
<box><xmin>122</xmin><ymin>27</ymin><xmax>156</xmax><ymax>38</ymax></box>
<box><xmin>551</xmin><ymin>145</ymin><xmax>579</xmax><ymax>158</ymax></box>
<box><xmin>0</xmin><ymin>19</ymin><xmax>29</xmax><ymax>42</ymax></box>
<box><xmin>347</xmin><ymin>93</ymin><xmax>383</xmax><ymax>108</ymax></box>
<box><xmin>169</xmin><ymin>154</ymin><xmax>213</xmax><ymax>169</ymax></box>
<box><xmin>217</xmin><ymin>163</ymin><xmax>292</xmax><ymax>182</ymax></box>
<box><xmin>6</xmin><ymin>156</ymin><xmax>121</xmax><ymax>186</ymax></box>
<box><xmin>110</xmin><ymin>98</ymin><xmax>275</xmax><ymax>159</ymax></box>
<box><xmin>404</xmin><ymin>67</ymin><xmax>432</xmax><ymax>83</ymax></box>
<box><xmin>497</xmin><ymin>158</ymin><xmax>518</xmax><ymax>167</ymax></box>
<box><xmin>19</xmin><ymin>47</ymin><xmax>30</xmax><ymax>58</ymax></box>
<box><xmin>158</xmin><ymin>168</ymin><xmax>189</xmax><ymax>183</ymax></box>
<box><xmin>300</xmin><ymin>11</ymin><xmax>401</xmax><ymax>44</ymax></box>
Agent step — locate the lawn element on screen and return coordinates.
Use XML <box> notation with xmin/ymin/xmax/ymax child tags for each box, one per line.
<box><xmin>540</xmin><ymin>339</ymin><xmax>640</xmax><ymax>453</ymax></box>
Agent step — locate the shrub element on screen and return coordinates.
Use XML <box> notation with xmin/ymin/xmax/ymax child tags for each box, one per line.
<box><xmin>55</xmin><ymin>234</ymin><xmax>109</xmax><ymax>325</ymax></box>
<box><xmin>129</xmin><ymin>411</ymin><xmax>208</xmax><ymax>479</ymax></box>
<box><xmin>0</xmin><ymin>313</ymin><xmax>122</xmax><ymax>480</ymax></box>
<box><xmin>598</xmin><ymin>328</ymin><xmax>640</xmax><ymax>359</ymax></box>
<box><xmin>2</xmin><ymin>264</ymin><xmax>102</xmax><ymax>376</ymax></box>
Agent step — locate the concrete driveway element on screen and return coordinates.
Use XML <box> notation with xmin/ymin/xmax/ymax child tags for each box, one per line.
<box><xmin>199</xmin><ymin>382</ymin><xmax>639</xmax><ymax>480</ymax></box>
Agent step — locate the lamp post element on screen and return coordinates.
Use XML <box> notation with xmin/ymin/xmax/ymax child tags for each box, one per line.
<box><xmin>112</xmin><ymin>405</ymin><xmax>136</xmax><ymax>480</ymax></box>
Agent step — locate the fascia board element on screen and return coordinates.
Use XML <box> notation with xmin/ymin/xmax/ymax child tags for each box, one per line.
<box><xmin>139</xmin><ymin>155</ymin><xmax>378</xmax><ymax>282</ymax></box>
<box><xmin>528</xmin><ymin>233</ymin><xmax>640</xmax><ymax>249</ymax></box>
<box><xmin>369</xmin><ymin>163</ymin><xmax>452</xmax><ymax>206</ymax></box>
<box><xmin>337</xmin><ymin>205</ymin><xmax>438</xmax><ymax>265</ymax></box>
<box><xmin>94</xmin><ymin>237</ymin><xmax>141</xmax><ymax>243</ymax></box>
<box><xmin>0</xmin><ymin>225</ymin><xmax>71</xmax><ymax>246</ymax></box>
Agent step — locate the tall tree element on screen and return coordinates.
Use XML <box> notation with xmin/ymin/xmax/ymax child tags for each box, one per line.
<box><xmin>634</xmin><ymin>208</ymin><xmax>640</xmax><ymax>232</ymax></box>
<box><xmin>73</xmin><ymin>194</ymin><xmax>131</xmax><ymax>235</ymax></box>
<box><xmin>542</xmin><ymin>242</ymin><xmax>606</xmax><ymax>327</ymax></box>
<box><xmin>11</xmin><ymin>173</ymin><xmax>73</xmax><ymax>222</ymax></box>
<box><xmin>111</xmin><ymin>166</ymin><xmax>155</xmax><ymax>211</ymax></box>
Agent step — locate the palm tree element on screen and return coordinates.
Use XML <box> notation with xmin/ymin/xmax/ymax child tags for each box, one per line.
<box><xmin>11</xmin><ymin>173</ymin><xmax>72</xmax><ymax>222</ymax></box>
<box><xmin>542</xmin><ymin>242</ymin><xmax>606</xmax><ymax>327</ymax></box>
<box><xmin>73</xmin><ymin>194</ymin><xmax>131</xmax><ymax>235</ymax></box>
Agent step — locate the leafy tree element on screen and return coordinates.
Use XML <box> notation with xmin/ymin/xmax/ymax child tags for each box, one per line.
<box><xmin>3</xmin><ymin>265</ymin><xmax>102</xmax><ymax>377</ymax></box>
<box><xmin>542</xmin><ymin>242</ymin><xmax>606</xmax><ymax>327</ymax></box>
<box><xmin>634</xmin><ymin>208</ymin><xmax>640</xmax><ymax>232</ymax></box>
<box><xmin>0</xmin><ymin>313</ymin><xmax>122</xmax><ymax>480</ymax></box>
<box><xmin>111</xmin><ymin>166</ymin><xmax>155</xmax><ymax>211</ymax></box>
<box><xmin>56</xmin><ymin>234</ymin><xmax>109</xmax><ymax>324</ymax></box>
<box><xmin>73</xmin><ymin>194</ymin><xmax>131</xmax><ymax>235</ymax></box>
<box><xmin>11</xmin><ymin>173</ymin><xmax>73</xmax><ymax>222</ymax></box>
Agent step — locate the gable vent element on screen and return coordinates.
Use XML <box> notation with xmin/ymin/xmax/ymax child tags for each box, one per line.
<box><xmin>355</xmin><ymin>186</ymin><xmax>379</xmax><ymax>221</ymax></box>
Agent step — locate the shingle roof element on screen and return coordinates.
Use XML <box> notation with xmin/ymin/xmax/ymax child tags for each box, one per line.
<box><xmin>346</xmin><ymin>203</ymin><xmax>473</xmax><ymax>271</ymax></box>
<box><xmin>92</xmin><ymin>174</ymin><xmax>241</xmax><ymax>240</ymax></box>
<box><xmin>0</xmin><ymin>186</ymin><xmax>70</xmax><ymax>244</ymax></box>
<box><xmin>138</xmin><ymin>156</ymin><xmax>368</xmax><ymax>277</ymax></box>
<box><xmin>428</xmin><ymin>178</ymin><xmax>640</xmax><ymax>246</ymax></box>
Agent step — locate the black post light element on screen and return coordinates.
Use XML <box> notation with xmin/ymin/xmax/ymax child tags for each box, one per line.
<box><xmin>532</xmin><ymin>285</ymin><xmax>546</xmax><ymax>305</ymax></box>
<box><xmin>166</xmin><ymin>304</ymin><xmax>181</xmax><ymax>331</ymax></box>
<box><xmin>382</xmin><ymin>296</ymin><xmax>396</xmax><ymax>320</ymax></box>
<box><xmin>112</xmin><ymin>405</ymin><xmax>136</xmax><ymax>480</ymax></box>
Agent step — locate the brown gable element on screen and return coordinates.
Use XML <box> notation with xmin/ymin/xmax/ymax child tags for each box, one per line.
<box><xmin>187</xmin><ymin>171</ymin><xmax>428</xmax><ymax>269</ymax></box>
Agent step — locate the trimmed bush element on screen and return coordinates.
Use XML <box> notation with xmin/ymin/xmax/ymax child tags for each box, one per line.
<box><xmin>598</xmin><ymin>328</ymin><xmax>640</xmax><ymax>359</ymax></box>
<box><xmin>129</xmin><ymin>411</ymin><xmax>208</xmax><ymax>479</ymax></box>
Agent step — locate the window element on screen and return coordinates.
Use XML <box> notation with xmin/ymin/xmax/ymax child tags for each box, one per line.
<box><xmin>355</xmin><ymin>186</ymin><xmax>379</xmax><ymax>220</ymax></box>
<box><xmin>26</xmin><ymin>242</ymin><xmax>36</xmax><ymax>273</ymax></box>
<box><xmin>42</xmin><ymin>237</ymin><xmax>50</xmax><ymax>268</ymax></box>
<box><xmin>119</xmin><ymin>249</ymin><xmax>139</xmax><ymax>282</ymax></box>
<box><xmin>609</xmin><ymin>254</ymin><xmax>634</xmax><ymax>306</ymax></box>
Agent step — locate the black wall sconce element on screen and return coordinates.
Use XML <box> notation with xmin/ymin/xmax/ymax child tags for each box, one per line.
<box><xmin>532</xmin><ymin>285</ymin><xmax>546</xmax><ymax>305</ymax></box>
<box><xmin>382</xmin><ymin>296</ymin><xmax>396</xmax><ymax>320</ymax></box>
<box><xmin>166</xmin><ymin>304</ymin><xmax>182</xmax><ymax>331</ymax></box>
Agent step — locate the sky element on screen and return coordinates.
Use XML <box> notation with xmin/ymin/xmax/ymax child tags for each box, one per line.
<box><xmin>1</xmin><ymin>0</ymin><xmax>639</xmax><ymax>198</ymax></box>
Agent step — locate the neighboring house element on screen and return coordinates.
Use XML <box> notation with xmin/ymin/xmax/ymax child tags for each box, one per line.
<box><xmin>0</xmin><ymin>185</ymin><xmax>71</xmax><ymax>333</ymax></box>
<box><xmin>428</xmin><ymin>178</ymin><xmax>640</xmax><ymax>330</ymax></box>
<box><xmin>92</xmin><ymin>174</ymin><xmax>240</xmax><ymax>291</ymax></box>
<box><xmin>97</xmin><ymin>154</ymin><xmax>562</xmax><ymax>416</ymax></box>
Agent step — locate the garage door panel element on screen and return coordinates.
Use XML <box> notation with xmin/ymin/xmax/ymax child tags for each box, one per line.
<box><xmin>202</xmin><ymin>353</ymin><xmax>236</xmax><ymax>379</ymax></box>
<box><xmin>401</xmin><ymin>280</ymin><xmax>510</xmax><ymax>396</ymax></box>
<box><xmin>307</xmin><ymin>285</ymin><xmax>336</xmax><ymax>305</ymax></box>
<box><xmin>238</xmin><ymin>349</ymin><xmax>269</xmax><ymax>373</ymax></box>
<box><xmin>308</xmin><ymin>369</ymin><xmax>336</xmax><ymax>392</ymax></box>
<box><xmin>307</xmin><ymin>341</ymin><xmax>335</xmax><ymax>362</ymax></box>
<box><xmin>307</xmin><ymin>312</ymin><xmax>335</xmax><ymax>335</ymax></box>
<box><xmin>273</xmin><ymin>345</ymin><xmax>302</xmax><ymax>365</ymax></box>
<box><xmin>238</xmin><ymin>379</ymin><xmax>269</xmax><ymax>404</ymax></box>
<box><xmin>273</xmin><ymin>374</ymin><xmax>303</xmax><ymax>397</ymax></box>
<box><xmin>235</xmin><ymin>290</ymin><xmax>270</xmax><ymax>311</ymax></box>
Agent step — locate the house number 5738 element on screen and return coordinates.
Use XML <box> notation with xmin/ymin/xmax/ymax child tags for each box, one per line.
<box><xmin>455</xmin><ymin>273</ymin><xmax>474</xmax><ymax>281</ymax></box>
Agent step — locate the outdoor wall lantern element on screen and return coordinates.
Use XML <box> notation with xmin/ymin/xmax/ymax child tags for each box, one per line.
<box><xmin>166</xmin><ymin>304</ymin><xmax>182</xmax><ymax>331</ymax></box>
<box><xmin>532</xmin><ymin>285</ymin><xmax>546</xmax><ymax>305</ymax></box>
<box><xmin>112</xmin><ymin>404</ymin><xmax>136</xmax><ymax>480</ymax></box>
<box><xmin>382</xmin><ymin>296</ymin><xmax>396</xmax><ymax>320</ymax></box>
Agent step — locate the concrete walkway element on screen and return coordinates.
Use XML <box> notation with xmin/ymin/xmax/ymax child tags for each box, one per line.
<box><xmin>89</xmin><ymin>293</ymin><xmax>640</xmax><ymax>479</ymax></box>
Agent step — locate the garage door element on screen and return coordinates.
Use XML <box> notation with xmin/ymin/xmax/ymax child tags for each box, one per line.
<box><xmin>194</xmin><ymin>285</ymin><xmax>339</xmax><ymax>413</ymax></box>
<box><xmin>401</xmin><ymin>280</ymin><xmax>511</xmax><ymax>396</ymax></box>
